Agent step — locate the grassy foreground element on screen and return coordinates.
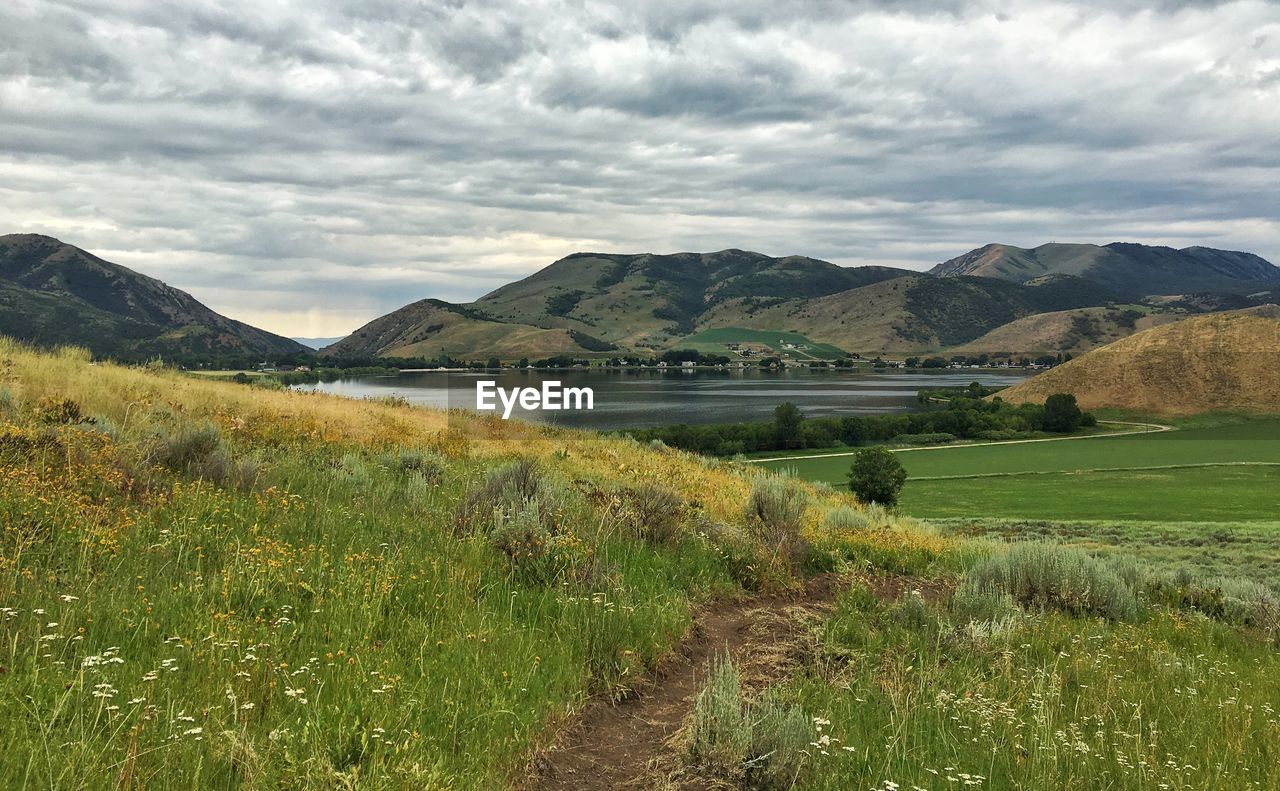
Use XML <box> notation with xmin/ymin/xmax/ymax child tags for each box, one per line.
<box><xmin>1</xmin><ymin>340</ymin><xmax>1278</xmax><ymax>789</ymax></box>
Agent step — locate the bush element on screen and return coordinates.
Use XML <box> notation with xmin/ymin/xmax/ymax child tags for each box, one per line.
<box><xmin>34</xmin><ymin>395</ymin><xmax>84</xmax><ymax>425</ymax></box>
<box><xmin>745</xmin><ymin>689</ymin><xmax>811</xmax><ymax>790</ymax></box>
<box><xmin>951</xmin><ymin>582</ymin><xmax>1024</xmax><ymax>624</ymax></box>
<box><xmin>847</xmin><ymin>446</ymin><xmax>907</xmax><ymax>507</ymax></box>
<box><xmin>151</xmin><ymin>422</ymin><xmax>259</xmax><ymax>490</ymax></box>
<box><xmin>616</xmin><ymin>482</ymin><xmax>684</xmax><ymax>545</ymax></box>
<box><xmin>1042</xmin><ymin>393</ymin><xmax>1084</xmax><ymax>433</ymax></box>
<box><xmin>688</xmin><ymin>655</ymin><xmax>751</xmax><ymax>776</ymax></box>
<box><xmin>744</xmin><ymin>477</ymin><xmax>810</xmax><ymax>566</ymax></box>
<box><xmin>891</xmin><ymin>432</ymin><xmax>956</xmax><ymax>446</ymax></box>
<box><xmin>687</xmin><ymin>657</ymin><xmax>812</xmax><ymax>789</ymax></box>
<box><xmin>698</xmin><ymin>520</ymin><xmax>768</xmax><ymax>591</ymax></box>
<box><xmin>379</xmin><ymin>447</ymin><xmax>445</xmax><ymax>484</ymax></box>
<box><xmin>456</xmin><ymin>459</ymin><xmax>560</xmax><ymax>534</ymax></box>
<box><xmin>821</xmin><ymin>506</ymin><xmax>871</xmax><ymax>533</ymax></box>
<box><xmin>488</xmin><ymin>501</ymin><xmax>593</xmax><ymax>586</ymax></box>
<box><xmin>964</xmin><ymin>542</ymin><xmax>1139</xmax><ymax>621</ymax></box>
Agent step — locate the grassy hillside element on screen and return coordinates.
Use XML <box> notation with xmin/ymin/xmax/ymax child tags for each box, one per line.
<box><xmin>933</xmin><ymin>241</ymin><xmax>1280</xmax><ymax>297</ymax></box>
<box><xmin>998</xmin><ymin>305</ymin><xmax>1280</xmax><ymax>413</ymax></box>
<box><xmin>320</xmin><ymin>298</ymin><xmax>613</xmax><ymax>359</ymax></box>
<box><xmin>949</xmin><ymin>305</ymin><xmax>1188</xmax><ymax>354</ymax></box>
<box><xmin>3</xmin><ymin>339</ymin><xmax>1278</xmax><ymax>789</ymax></box>
<box><xmin>697</xmin><ymin>274</ymin><xmax>1116</xmax><ymax>353</ymax></box>
<box><xmin>0</xmin><ymin>235</ymin><xmax>307</xmax><ymax>360</ymax></box>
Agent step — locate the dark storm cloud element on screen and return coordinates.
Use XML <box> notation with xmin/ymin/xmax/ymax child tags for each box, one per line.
<box><xmin>1</xmin><ymin>0</ymin><xmax>1277</xmax><ymax>335</ymax></box>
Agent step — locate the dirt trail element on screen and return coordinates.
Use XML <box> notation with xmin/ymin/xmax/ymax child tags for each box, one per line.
<box><xmin>530</xmin><ymin>575</ymin><xmax>845</xmax><ymax>791</ymax></box>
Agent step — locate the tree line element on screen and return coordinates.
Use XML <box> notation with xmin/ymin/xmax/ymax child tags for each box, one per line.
<box><xmin>624</xmin><ymin>389</ymin><xmax>1093</xmax><ymax>457</ymax></box>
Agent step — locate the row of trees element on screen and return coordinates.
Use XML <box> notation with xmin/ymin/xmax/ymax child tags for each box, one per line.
<box><xmin>626</xmin><ymin>392</ymin><xmax>1092</xmax><ymax>457</ymax></box>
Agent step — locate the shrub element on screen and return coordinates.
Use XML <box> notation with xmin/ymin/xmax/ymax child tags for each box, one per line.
<box><xmin>698</xmin><ymin>520</ymin><xmax>767</xmax><ymax>591</ymax></box>
<box><xmin>150</xmin><ymin>422</ymin><xmax>259</xmax><ymax>490</ymax></box>
<box><xmin>688</xmin><ymin>656</ymin><xmax>751</xmax><ymax>777</ymax></box>
<box><xmin>744</xmin><ymin>477</ymin><xmax>810</xmax><ymax>567</ymax></box>
<box><xmin>616</xmin><ymin>482</ymin><xmax>685</xmax><ymax>545</ymax></box>
<box><xmin>34</xmin><ymin>395</ymin><xmax>84</xmax><ymax>425</ymax></box>
<box><xmin>846</xmin><ymin>446</ymin><xmax>907</xmax><ymax>507</ymax></box>
<box><xmin>456</xmin><ymin>459</ymin><xmax>560</xmax><ymax>534</ymax></box>
<box><xmin>891</xmin><ymin>432</ymin><xmax>956</xmax><ymax>446</ymax></box>
<box><xmin>822</xmin><ymin>506</ymin><xmax>871</xmax><ymax>533</ymax></box>
<box><xmin>886</xmin><ymin>590</ymin><xmax>940</xmax><ymax>633</ymax></box>
<box><xmin>379</xmin><ymin>447</ymin><xmax>445</xmax><ymax>484</ymax></box>
<box><xmin>964</xmin><ymin>543</ymin><xmax>1139</xmax><ymax>621</ymax></box>
<box><xmin>488</xmin><ymin>501</ymin><xmax>593</xmax><ymax>586</ymax></box>
<box><xmin>745</xmin><ymin>690</ymin><xmax>811</xmax><ymax>791</ymax></box>
<box><xmin>951</xmin><ymin>582</ymin><xmax>1023</xmax><ymax>624</ymax></box>
<box><xmin>687</xmin><ymin>657</ymin><xmax>812</xmax><ymax>789</ymax></box>
<box><xmin>1042</xmin><ymin>393</ymin><xmax>1084</xmax><ymax>432</ymax></box>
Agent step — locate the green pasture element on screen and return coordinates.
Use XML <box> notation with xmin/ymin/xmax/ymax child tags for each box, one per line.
<box><xmin>757</xmin><ymin>417</ymin><xmax>1280</xmax><ymax>522</ymax></box>
<box><xmin>678</xmin><ymin>327</ymin><xmax>849</xmax><ymax>360</ymax></box>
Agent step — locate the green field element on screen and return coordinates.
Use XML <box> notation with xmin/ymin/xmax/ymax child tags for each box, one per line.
<box><xmin>757</xmin><ymin>418</ymin><xmax>1280</xmax><ymax>522</ymax></box>
<box><xmin>678</xmin><ymin>327</ymin><xmax>849</xmax><ymax>360</ymax></box>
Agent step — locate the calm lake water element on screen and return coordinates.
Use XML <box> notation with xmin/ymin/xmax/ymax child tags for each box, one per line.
<box><xmin>296</xmin><ymin>368</ymin><xmax>1032</xmax><ymax>430</ymax></box>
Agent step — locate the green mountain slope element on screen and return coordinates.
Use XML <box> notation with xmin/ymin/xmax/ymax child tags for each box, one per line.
<box><xmin>0</xmin><ymin>234</ymin><xmax>307</xmax><ymax>359</ymax></box>
<box><xmin>334</xmin><ymin>242</ymin><xmax>1278</xmax><ymax>360</ymax></box>
<box><xmin>932</xmin><ymin>241</ymin><xmax>1279</xmax><ymax>297</ymax></box>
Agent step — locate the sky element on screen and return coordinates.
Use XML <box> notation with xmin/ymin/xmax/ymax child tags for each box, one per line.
<box><xmin>2</xmin><ymin>0</ymin><xmax>1278</xmax><ymax>337</ymax></box>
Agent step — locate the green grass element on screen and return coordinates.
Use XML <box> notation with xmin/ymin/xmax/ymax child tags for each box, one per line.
<box><xmin>677</xmin><ymin>327</ymin><xmax>849</xmax><ymax>360</ymax></box>
<box><xmin>935</xmin><ymin>518</ymin><xmax>1280</xmax><ymax>585</ymax></box>
<box><xmin>759</xmin><ymin>418</ymin><xmax>1280</xmax><ymax>522</ymax></box>
<box><xmin>788</xmin><ymin>582</ymin><xmax>1280</xmax><ymax>790</ymax></box>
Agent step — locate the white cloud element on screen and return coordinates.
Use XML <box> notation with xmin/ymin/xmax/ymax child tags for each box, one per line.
<box><xmin>1</xmin><ymin>0</ymin><xmax>1277</xmax><ymax>335</ymax></box>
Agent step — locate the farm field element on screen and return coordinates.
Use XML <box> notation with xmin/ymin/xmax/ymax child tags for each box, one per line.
<box><xmin>677</xmin><ymin>327</ymin><xmax>849</xmax><ymax>360</ymax></box>
<box><xmin>757</xmin><ymin>416</ymin><xmax>1280</xmax><ymax>522</ymax></box>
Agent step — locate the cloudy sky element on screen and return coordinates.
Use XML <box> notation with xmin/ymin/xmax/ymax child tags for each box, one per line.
<box><xmin>2</xmin><ymin>0</ymin><xmax>1278</xmax><ymax>336</ymax></box>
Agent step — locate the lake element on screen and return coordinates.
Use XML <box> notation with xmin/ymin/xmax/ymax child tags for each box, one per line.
<box><xmin>295</xmin><ymin>367</ymin><xmax>1032</xmax><ymax>430</ymax></box>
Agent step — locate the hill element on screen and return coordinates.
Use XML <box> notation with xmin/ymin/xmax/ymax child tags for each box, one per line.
<box><xmin>996</xmin><ymin>305</ymin><xmax>1280</xmax><ymax>414</ymax></box>
<box><xmin>0</xmin><ymin>234</ymin><xmax>307</xmax><ymax>360</ymax></box>
<box><xmin>932</xmin><ymin>241</ymin><xmax>1280</xmax><ymax>298</ymax></box>
<box><xmin>695</xmin><ymin>273</ymin><xmax>1118</xmax><ymax>352</ymax></box>
<box><xmin>3</xmin><ymin>338</ymin><xmax>1279</xmax><ymax>789</ymax></box>
<box><xmin>948</xmin><ymin>305</ymin><xmax>1189</xmax><ymax>355</ymax></box>
<box><xmin>326</xmin><ymin>249</ymin><xmax>916</xmax><ymax>358</ymax></box>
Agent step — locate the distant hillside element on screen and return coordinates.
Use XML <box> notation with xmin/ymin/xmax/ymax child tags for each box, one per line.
<box><xmin>695</xmin><ymin>273</ymin><xmax>1118</xmax><ymax>352</ymax></box>
<box><xmin>326</xmin><ymin>250</ymin><xmax>915</xmax><ymax>358</ymax></box>
<box><xmin>321</xmin><ymin>298</ymin><xmax>618</xmax><ymax>359</ymax></box>
<box><xmin>948</xmin><ymin>306</ymin><xmax>1189</xmax><ymax>355</ymax></box>
<box><xmin>996</xmin><ymin>305</ymin><xmax>1280</xmax><ymax>414</ymax></box>
<box><xmin>932</xmin><ymin>242</ymin><xmax>1279</xmax><ymax>299</ymax></box>
<box><xmin>0</xmin><ymin>234</ymin><xmax>307</xmax><ymax>359</ymax></box>
<box><xmin>334</xmin><ymin>241</ymin><xmax>1280</xmax><ymax>360</ymax></box>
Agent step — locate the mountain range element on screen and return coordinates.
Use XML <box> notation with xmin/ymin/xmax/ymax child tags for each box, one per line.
<box><xmin>2</xmin><ymin>235</ymin><xmax>1277</xmax><ymax>362</ymax></box>
<box><xmin>325</xmin><ymin>243</ymin><xmax>1280</xmax><ymax>359</ymax></box>
<box><xmin>0</xmin><ymin>234</ymin><xmax>306</xmax><ymax>360</ymax></box>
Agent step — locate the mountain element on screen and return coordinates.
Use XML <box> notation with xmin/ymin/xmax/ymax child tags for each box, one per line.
<box><xmin>326</xmin><ymin>250</ymin><xmax>916</xmax><ymax>358</ymax></box>
<box><xmin>995</xmin><ymin>305</ymin><xmax>1280</xmax><ymax>414</ymax></box>
<box><xmin>947</xmin><ymin>306</ymin><xmax>1190</xmax><ymax>355</ymax></box>
<box><xmin>932</xmin><ymin>242</ymin><xmax>1280</xmax><ymax>298</ymax></box>
<box><xmin>0</xmin><ymin>234</ymin><xmax>307</xmax><ymax>359</ymax></box>
<box><xmin>332</xmin><ymin>242</ymin><xmax>1279</xmax><ymax>361</ymax></box>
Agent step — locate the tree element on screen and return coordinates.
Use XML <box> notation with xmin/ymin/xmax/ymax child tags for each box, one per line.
<box><xmin>773</xmin><ymin>402</ymin><xmax>804</xmax><ymax>449</ymax></box>
<box><xmin>1042</xmin><ymin>393</ymin><xmax>1083</xmax><ymax>433</ymax></box>
<box><xmin>847</xmin><ymin>446</ymin><xmax>908</xmax><ymax>507</ymax></box>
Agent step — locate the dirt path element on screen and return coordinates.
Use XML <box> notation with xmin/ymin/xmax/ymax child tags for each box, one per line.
<box><xmin>745</xmin><ymin>419</ymin><xmax>1174</xmax><ymax>464</ymax></box>
<box><xmin>530</xmin><ymin>575</ymin><xmax>845</xmax><ymax>791</ymax></box>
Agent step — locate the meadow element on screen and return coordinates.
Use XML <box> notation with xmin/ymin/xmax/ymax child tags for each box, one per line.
<box><xmin>2</xmin><ymin>340</ymin><xmax>1278</xmax><ymax>789</ymax></box>
<box><xmin>676</xmin><ymin>327</ymin><xmax>849</xmax><ymax>360</ymax></box>
<box><xmin>758</xmin><ymin>416</ymin><xmax>1280</xmax><ymax>522</ymax></box>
